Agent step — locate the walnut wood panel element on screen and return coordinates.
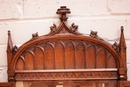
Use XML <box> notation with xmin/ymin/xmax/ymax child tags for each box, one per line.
<box><xmin>15</xmin><ymin>40</ymin><xmax>118</xmax><ymax>70</ymax></box>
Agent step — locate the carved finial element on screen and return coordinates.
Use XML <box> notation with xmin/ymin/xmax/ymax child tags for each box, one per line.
<box><xmin>119</xmin><ymin>26</ymin><xmax>127</xmax><ymax>68</ymax></box>
<box><xmin>119</xmin><ymin>26</ymin><xmax>126</xmax><ymax>49</ymax></box>
<box><xmin>8</xmin><ymin>30</ymin><xmax>11</xmax><ymax>36</ymax></box>
<box><xmin>7</xmin><ymin>30</ymin><xmax>14</xmax><ymax>71</ymax></box>
<box><xmin>7</xmin><ymin>30</ymin><xmax>13</xmax><ymax>52</ymax></box>
<box><xmin>56</xmin><ymin>6</ymin><xmax>71</xmax><ymax>22</ymax></box>
<box><xmin>121</xmin><ymin>26</ymin><xmax>124</xmax><ymax>31</ymax></box>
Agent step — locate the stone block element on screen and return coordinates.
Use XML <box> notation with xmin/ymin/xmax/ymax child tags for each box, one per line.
<box><xmin>23</xmin><ymin>0</ymin><xmax>108</xmax><ymax>18</ymax></box>
<box><xmin>127</xmin><ymin>64</ymin><xmax>130</xmax><ymax>80</ymax></box>
<box><xmin>126</xmin><ymin>19</ymin><xmax>130</xmax><ymax>39</ymax></box>
<box><xmin>0</xmin><ymin>45</ymin><xmax>7</xmax><ymax>66</ymax></box>
<box><xmin>126</xmin><ymin>41</ymin><xmax>130</xmax><ymax>64</ymax></box>
<box><xmin>107</xmin><ymin>0</ymin><xmax>130</xmax><ymax>13</ymax></box>
<box><xmin>68</xmin><ymin>16</ymin><xmax>127</xmax><ymax>41</ymax></box>
<box><xmin>0</xmin><ymin>19</ymin><xmax>59</xmax><ymax>45</ymax></box>
<box><xmin>0</xmin><ymin>67</ymin><xmax>7</xmax><ymax>82</ymax></box>
<box><xmin>0</xmin><ymin>0</ymin><xmax>23</xmax><ymax>19</ymax></box>
<box><xmin>0</xmin><ymin>16</ymin><xmax>128</xmax><ymax>44</ymax></box>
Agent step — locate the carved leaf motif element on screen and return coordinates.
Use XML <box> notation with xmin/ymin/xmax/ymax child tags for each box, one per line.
<box><xmin>50</xmin><ymin>24</ymin><xmax>57</xmax><ymax>33</ymax></box>
<box><xmin>90</xmin><ymin>30</ymin><xmax>103</xmax><ymax>40</ymax></box>
<box><xmin>70</xmin><ymin>23</ymin><xmax>80</xmax><ymax>34</ymax></box>
<box><xmin>12</xmin><ymin>45</ymin><xmax>18</xmax><ymax>55</ymax></box>
<box><xmin>90</xmin><ymin>30</ymin><xmax>98</xmax><ymax>38</ymax></box>
<box><xmin>31</xmin><ymin>32</ymin><xmax>39</xmax><ymax>40</ymax></box>
<box><xmin>112</xmin><ymin>42</ymin><xmax>119</xmax><ymax>52</ymax></box>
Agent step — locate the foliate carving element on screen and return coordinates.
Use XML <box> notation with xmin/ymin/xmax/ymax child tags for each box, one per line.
<box><xmin>50</xmin><ymin>24</ymin><xmax>57</xmax><ymax>33</ymax></box>
<box><xmin>90</xmin><ymin>30</ymin><xmax>103</xmax><ymax>40</ymax></box>
<box><xmin>90</xmin><ymin>30</ymin><xmax>98</xmax><ymax>38</ymax></box>
<box><xmin>15</xmin><ymin>71</ymin><xmax>118</xmax><ymax>80</ymax></box>
<box><xmin>56</xmin><ymin>6</ymin><xmax>71</xmax><ymax>22</ymax></box>
<box><xmin>30</xmin><ymin>32</ymin><xmax>39</xmax><ymax>41</ymax></box>
<box><xmin>70</xmin><ymin>23</ymin><xmax>80</xmax><ymax>34</ymax></box>
<box><xmin>70</xmin><ymin>23</ymin><xmax>78</xmax><ymax>31</ymax></box>
<box><xmin>12</xmin><ymin>45</ymin><xmax>18</xmax><ymax>55</ymax></box>
<box><xmin>112</xmin><ymin>42</ymin><xmax>119</xmax><ymax>52</ymax></box>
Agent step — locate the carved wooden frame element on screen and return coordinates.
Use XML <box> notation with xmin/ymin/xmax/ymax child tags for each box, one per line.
<box><xmin>6</xmin><ymin>6</ymin><xmax>128</xmax><ymax>87</ymax></box>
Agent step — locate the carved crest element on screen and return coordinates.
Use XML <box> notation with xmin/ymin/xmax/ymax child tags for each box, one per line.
<box><xmin>47</xmin><ymin>6</ymin><xmax>81</xmax><ymax>36</ymax></box>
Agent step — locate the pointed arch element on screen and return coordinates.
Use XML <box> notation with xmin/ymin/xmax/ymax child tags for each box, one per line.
<box><xmin>34</xmin><ymin>46</ymin><xmax>45</xmax><ymax>69</ymax></box>
<box><xmin>44</xmin><ymin>42</ymin><xmax>55</xmax><ymax>69</ymax></box>
<box><xmin>16</xmin><ymin>56</ymin><xmax>25</xmax><ymax>70</ymax></box>
<box><xmin>65</xmin><ymin>41</ymin><xmax>75</xmax><ymax>69</ymax></box>
<box><xmin>24</xmin><ymin>50</ymin><xmax>35</xmax><ymax>70</ymax></box>
<box><xmin>55</xmin><ymin>41</ymin><xmax>65</xmax><ymax>69</ymax></box>
<box><xmin>75</xmin><ymin>41</ymin><xmax>85</xmax><ymax>69</ymax></box>
<box><xmin>96</xmin><ymin>48</ymin><xmax>106</xmax><ymax>68</ymax></box>
<box><xmin>86</xmin><ymin>44</ymin><xmax>96</xmax><ymax>68</ymax></box>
